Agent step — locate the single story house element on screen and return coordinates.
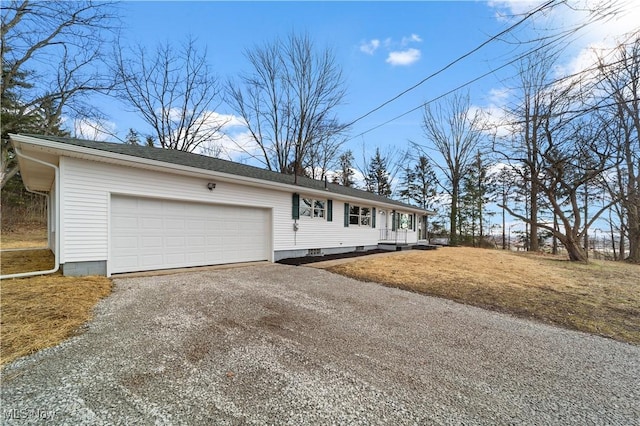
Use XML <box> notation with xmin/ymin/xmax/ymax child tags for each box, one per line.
<box><xmin>11</xmin><ymin>134</ymin><xmax>435</xmax><ymax>276</ymax></box>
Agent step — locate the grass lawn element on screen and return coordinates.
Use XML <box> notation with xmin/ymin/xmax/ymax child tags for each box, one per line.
<box><xmin>328</xmin><ymin>247</ymin><xmax>640</xmax><ymax>345</ymax></box>
<box><xmin>1</xmin><ymin>226</ymin><xmax>48</xmax><ymax>249</ymax></box>
<box><xmin>1</xmin><ymin>249</ymin><xmax>112</xmax><ymax>366</ymax></box>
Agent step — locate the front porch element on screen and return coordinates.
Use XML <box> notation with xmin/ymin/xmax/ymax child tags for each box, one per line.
<box><xmin>378</xmin><ymin>229</ymin><xmax>437</xmax><ymax>251</ymax></box>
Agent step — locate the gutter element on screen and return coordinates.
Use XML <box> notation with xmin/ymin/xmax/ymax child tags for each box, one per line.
<box><xmin>0</xmin><ymin>147</ymin><xmax>60</xmax><ymax>279</ymax></box>
<box><xmin>10</xmin><ymin>134</ymin><xmax>435</xmax><ymax>216</ymax></box>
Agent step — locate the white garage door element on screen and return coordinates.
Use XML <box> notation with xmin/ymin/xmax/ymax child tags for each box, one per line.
<box><xmin>110</xmin><ymin>196</ymin><xmax>270</xmax><ymax>274</ymax></box>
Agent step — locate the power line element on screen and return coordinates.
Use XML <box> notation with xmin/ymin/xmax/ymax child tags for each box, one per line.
<box><xmin>343</xmin><ymin>0</ymin><xmax>559</xmax><ymax>129</ymax></box>
<box><xmin>346</xmin><ymin>9</ymin><xmax>634</xmax><ymax>142</ymax></box>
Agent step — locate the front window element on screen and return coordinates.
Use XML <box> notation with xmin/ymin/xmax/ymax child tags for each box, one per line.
<box><xmin>397</xmin><ymin>213</ymin><xmax>413</xmax><ymax>230</ymax></box>
<box><xmin>300</xmin><ymin>198</ymin><xmax>312</xmax><ymax>217</ymax></box>
<box><xmin>313</xmin><ymin>200</ymin><xmax>325</xmax><ymax>218</ymax></box>
<box><xmin>301</xmin><ymin>198</ymin><xmax>326</xmax><ymax>219</ymax></box>
<box><xmin>350</xmin><ymin>205</ymin><xmax>372</xmax><ymax>227</ymax></box>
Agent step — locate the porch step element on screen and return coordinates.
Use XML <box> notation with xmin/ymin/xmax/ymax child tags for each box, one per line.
<box><xmin>378</xmin><ymin>243</ymin><xmax>411</xmax><ymax>251</ymax></box>
<box><xmin>411</xmin><ymin>244</ymin><xmax>439</xmax><ymax>251</ymax></box>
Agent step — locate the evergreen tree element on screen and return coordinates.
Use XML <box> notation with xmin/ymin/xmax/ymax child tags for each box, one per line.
<box><xmin>336</xmin><ymin>150</ymin><xmax>356</xmax><ymax>187</ymax></box>
<box><xmin>459</xmin><ymin>152</ymin><xmax>491</xmax><ymax>246</ymax></box>
<box><xmin>365</xmin><ymin>148</ymin><xmax>392</xmax><ymax>196</ymax></box>
<box><xmin>125</xmin><ymin>129</ymin><xmax>141</xmax><ymax>145</ymax></box>
<box><xmin>399</xmin><ymin>156</ymin><xmax>437</xmax><ymax>209</ymax></box>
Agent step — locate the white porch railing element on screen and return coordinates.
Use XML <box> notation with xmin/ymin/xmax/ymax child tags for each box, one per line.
<box><xmin>379</xmin><ymin>229</ymin><xmax>408</xmax><ymax>244</ymax></box>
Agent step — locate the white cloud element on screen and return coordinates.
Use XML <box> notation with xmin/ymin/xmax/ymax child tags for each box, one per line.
<box><xmin>386</xmin><ymin>48</ymin><xmax>421</xmax><ymax>66</ymax></box>
<box><xmin>198</xmin><ymin>128</ymin><xmax>259</xmax><ymax>162</ymax></box>
<box><xmin>488</xmin><ymin>88</ymin><xmax>510</xmax><ymax>104</ymax></box>
<box><xmin>481</xmin><ymin>0</ymin><xmax>639</xmax><ymax>139</ymax></box>
<box><xmin>359</xmin><ymin>34</ymin><xmax>423</xmax><ymax>65</ymax></box>
<box><xmin>402</xmin><ymin>33</ymin><xmax>423</xmax><ymax>45</ymax></box>
<box><xmin>72</xmin><ymin>118</ymin><xmax>116</xmax><ymax>141</ymax></box>
<box><xmin>490</xmin><ymin>0</ymin><xmax>639</xmax><ymax>64</ymax></box>
<box><xmin>359</xmin><ymin>39</ymin><xmax>380</xmax><ymax>55</ymax></box>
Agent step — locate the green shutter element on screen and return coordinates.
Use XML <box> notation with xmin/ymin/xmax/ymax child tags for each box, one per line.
<box><xmin>344</xmin><ymin>203</ymin><xmax>349</xmax><ymax>227</ymax></box>
<box><xmin>413</xmin><ymin>214</ymin><xmax>416</xmax><ymax>231</ymax></box>
<box><xmin>372</xmin><ymin>207</ymin><xmax>376</xmax><ymax>228</ymax></box>
<box><xmin>292</xmin><ymin>193</ymin><xmax>300</xmax><ymax>219</ymax></box>
<box><xmin>327</xmin><ymin>199</ymin><xmax>333</xmax><ymax>222</ymax></box>
<box><xmin>391</xmin><ymin>211</ymin><xmax>396</xmax><ymax>231</ymax></box>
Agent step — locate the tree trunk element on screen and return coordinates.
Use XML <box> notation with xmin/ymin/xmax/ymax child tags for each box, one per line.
<box><xmin>530</xmin><ymin>183</ymin><xmax>539</xmax><ymax>251</ymax></box>
<box><xmin>552</xmin><ymin>213</ymin><xmax>558</xmax><ymax>255</ymax></box>
<box><xmin>628</xmin><ymin>225</ymin><xmax>640</xmax><ymax>263</ymax></box>
<box><xmin>450</xmin><ymin>185</ymin><xmax>458</xmax><ymax>246</ymax></box>
<box><xmin>563</xmin><ymin>236</ymin><xmax>588</xmax><ymax>262</ymax></box>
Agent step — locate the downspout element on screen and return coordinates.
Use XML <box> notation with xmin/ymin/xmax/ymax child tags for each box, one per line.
<box><xmin>0</xmin><ymin>147</ymin><xmax>60</xmax><ymax>279</ymax></box>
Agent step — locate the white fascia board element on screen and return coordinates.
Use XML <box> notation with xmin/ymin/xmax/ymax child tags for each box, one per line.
<box><xmin>11</xmin><ymin>134</ymin><xmax>434</xmax><ymax>215</ymax></box>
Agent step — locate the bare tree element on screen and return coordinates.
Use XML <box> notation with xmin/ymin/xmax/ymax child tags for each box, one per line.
<box><xmin>499</xmin><ymin>71</ymin><xmax>621</xmax><ymax>262</ymax></box>
<box><xmin>333</xmin><ymin>150</ymin><xmax>356</xmax><ymax>187</ymax></box>
<box><xmin>597</xmin><ymin>35</ymin><xmax>640</xmax><ymax>263</ymax></box>
<box><xmin>227</xmin><ymin>33</ymin><xmax>348</xmax><ymax>175</ymax></box>
<box><xmin>417</xmin><ymin>92</ymin><xmax>485</xmax><ymax>245</ymax></box>
<box><xmin>1</xmin><ymin>0</ymin><xmax>117</xmax><ymax>188</ymax></box>
<box><xmin>114</xmin><ymin>38</ymin><xmax>225</xmax><ymax>152</ymax></box>
<box><xmin>498</xmin><ymin>51</ymin><xmax>564</xmax><ymax>252</ymax></box>
<box><xmin>306</xmin><ymin>122</ymin><xmax>344</xmax><ymax>181</ymax></box>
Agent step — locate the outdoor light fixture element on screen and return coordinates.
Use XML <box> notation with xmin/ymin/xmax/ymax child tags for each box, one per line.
<box><xmin>207</xmin><ymin>182</ymin><xmax>216</xmax><ymax>190</ymax></box>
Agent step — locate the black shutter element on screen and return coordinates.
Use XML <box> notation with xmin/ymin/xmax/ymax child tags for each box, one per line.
<box><xmin>372</xmin><ymin>207</ymin><xmax>376</xmax><ymax>228</ymax></box>
<box><xmin>391</xmin><ymin>210</ymin><xmax>396</xmax><ymax>231</ymax></box>
<box><xmin>413</xmin><ymin>213</ymin><xmax>416</xmax><ymax>231</ymax></box>
<box><xmin>344</xmin><ymin>203</ymin><xmax>349</xmax><ymax>227</ymax></box>
<box><xmin>292</xmin><ymin>193</ymin><xmax>300</xmax><ymax>219</ymax></box>
<box><xmin>327</xmin><ymin>200</ymin><xmax>333</xmax><ymax>222</ymax></box>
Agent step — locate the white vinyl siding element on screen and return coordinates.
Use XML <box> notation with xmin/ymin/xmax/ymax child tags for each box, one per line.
<box><xmin>59</xmin><ymin>156</ymin><xmax>421</xmax><ymax>271</ymax></box>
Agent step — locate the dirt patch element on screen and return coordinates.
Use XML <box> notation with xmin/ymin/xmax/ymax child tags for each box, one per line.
<box><xmin>327</xmin><ymin>247</ymin><xmax>640</xmax><ymax>345</ymax></box>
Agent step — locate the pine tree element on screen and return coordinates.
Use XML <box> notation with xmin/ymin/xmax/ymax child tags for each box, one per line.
<box><xmin>125</xmin><ymin>129</ymin><xmax>141</xmax><ymax>145</ymax></box>
<box><xmin>459</xmin><ymin>152</ymin><xmax>491</xmax><ymax>246</ymax></box>
<box><xmin>365</xmin><ymin>148</ymin><xmax>392</xmax><ymax>196</ymax></box>
<box><xmin>336</xmin><ymin>150</ymin><xmax>356</xmax><ymax>187</ymax></box>
<box><xmin>399</xmin><ymin>156</ymin><xmax>438</xmax><ymax>209</ymax></box>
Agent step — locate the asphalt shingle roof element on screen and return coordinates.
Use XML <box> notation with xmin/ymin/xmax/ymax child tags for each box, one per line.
<box><xmin>23</xmin><ymin>134</ymin><xmax>431</xmax><ymax>212</ymax></box>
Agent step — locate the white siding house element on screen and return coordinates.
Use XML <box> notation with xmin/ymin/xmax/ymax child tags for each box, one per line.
<box><xmin>11</xmin><ymin>134</ymin><xmax>434</xmax><ymax>276</ymax></box>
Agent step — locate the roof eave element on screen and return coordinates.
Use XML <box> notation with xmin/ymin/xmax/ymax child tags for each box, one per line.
<box><xmin>10</xmin><ymin>134</ymin><xmax>434</xmax><ymax>214</ymax></box>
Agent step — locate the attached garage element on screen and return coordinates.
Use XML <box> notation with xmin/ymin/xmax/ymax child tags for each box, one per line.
<box><xmin>110</xmin><ymin>195</ymin><xmax>271</xmax><ymax>274</ymax></box>
<box><xmin>9</xmin><ymin>134</ymin><xmax>434</xmax><ymax>277</ymax></box>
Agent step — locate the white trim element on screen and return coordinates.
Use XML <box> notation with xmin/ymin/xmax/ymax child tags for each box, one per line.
<box><xmin>10</xmin><ymin>134</ymin><xmax>434</xmax><ymax>215</ymax></box>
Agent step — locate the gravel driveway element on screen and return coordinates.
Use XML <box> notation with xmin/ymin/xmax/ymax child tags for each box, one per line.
<box><xmin>2</xmin><ymin>264</ymin><xmax>639</xmax><ymax>425</ymax></box>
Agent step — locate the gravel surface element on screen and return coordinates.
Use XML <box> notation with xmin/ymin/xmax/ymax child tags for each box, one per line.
<box><xmin>1</xmin><ymin>264</ymin><xmax>639</xmax><ymax>425</ymax></box>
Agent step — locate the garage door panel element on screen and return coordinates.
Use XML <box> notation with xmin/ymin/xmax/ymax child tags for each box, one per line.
<box><xmin>111</xmin><ymin>196</ymin><xmax>269</xmax><ymax>273</ymax></box>
<box><xmin>141</xmin><ymin>217</ymin><xmax>162</xmax><ymax>229</ymax></box>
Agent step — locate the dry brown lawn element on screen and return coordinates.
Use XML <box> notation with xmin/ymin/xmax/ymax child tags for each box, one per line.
<box><xmin>1</xmin><ymin>249</ymin><xmax>55</xmax><ymax>275</ymax></box>
<box><xmin>1</xmin><ymin>250</ymin><xmax>112</xmax><ymax>366</ymax></box>
<box><xmin>328</xmin><ymin>247</ymin><xmax>640</xmax><ymax>345</ymax></box>
<box><xmin>1</xmin><ymin>226</ymin><xmax>48</xmax><ymax>249</ymax></box>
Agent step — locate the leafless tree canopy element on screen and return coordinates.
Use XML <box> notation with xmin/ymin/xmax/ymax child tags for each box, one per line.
<box><xmin>114</xmin><ymin>38</ymin><xmax>225</xmax><ymax>152</ymax></box>
<box><xmin>418</xmin><ymin>92</ymin><xmax>485</xmax><ymax>245</ymax></box>
<box><xmin>1</xmin><ymin>0</ymin><xmax>117</xmax><ymax>187</ymax></box>
<box><xmin>597</xmin><ymin>34</ymin><xmax>640</xmax><ymax>262</ymax></box>
<box><xmin>227</xmin><ymin>33</ymin><xmax>348</xmax><ymax>175</ymax></box>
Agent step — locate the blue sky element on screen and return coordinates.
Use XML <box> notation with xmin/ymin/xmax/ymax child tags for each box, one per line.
<box><xmin>92</xmin><ymin>1</ymin><xmax>526</xmax><ymax>156</ymax></box>
<box><xmin>70</xmin><ymin>0</ymin><xmax>637</xmax><ymax>236</ymax></box>
<box><xmin>88</xmin><ymin>1</ymin><xmax>637</xmax><ymax>172</ymax></box>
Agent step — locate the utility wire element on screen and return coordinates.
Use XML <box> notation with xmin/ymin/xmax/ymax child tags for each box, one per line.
<box><xmin>347</xmin><ymin>10</ymin><xmax>634</xmax><ymax>142</ymax></box>
<box><xmin>343</xmin><ymin>0</ymin><xmax>559</xmax><ymax>129</ymax></box>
